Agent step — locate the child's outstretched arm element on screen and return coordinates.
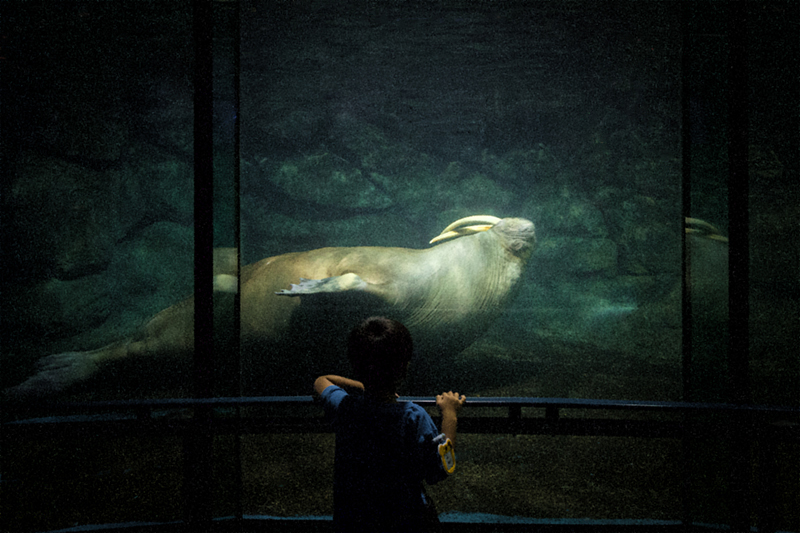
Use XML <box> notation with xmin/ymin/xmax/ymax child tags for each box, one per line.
<box><xmin>314</xmin><ymin>375</ymin><xmax>365</xmax><ymax>396</ymax></box>
<box><xmin>436</xmin><ymin>391</ymin><xmax>466</xmax><ymax>447</ymax></box>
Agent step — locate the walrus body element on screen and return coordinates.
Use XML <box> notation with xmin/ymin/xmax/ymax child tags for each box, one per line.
<box><xmin>685</xmin><ymin>218</ymin><xmax>729</xmax><ymax>326</ymax></box>
<box><xmin>684</xmin><ymin>218</ymin><xmax>730</xmax><ymax>402</ymax></box>
<box><xmin>8</xmin><ymin>216</ymin><xmax>536</xmax><ymax>397</ymax></box>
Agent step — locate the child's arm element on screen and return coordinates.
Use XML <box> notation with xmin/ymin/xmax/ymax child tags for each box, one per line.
<box><xmin>436</xmin><ymin>391</ymin><xmax>466</xmax><ymax>447</ymax></box>
<box><xmin>314</xmin><ymin>375</ymin><xmax>365</xmax><ymax>396</ymax></box>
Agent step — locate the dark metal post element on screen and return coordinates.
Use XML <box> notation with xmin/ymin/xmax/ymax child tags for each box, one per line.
<box><xmin>727</xmin><ymin>2</ymin><xmax>751</xmax><ymax>531</ymax></box>
<box><xmin>185</xmin><ymin>0</ymin><xmax>215</xmax><ymax>530</ymax></box>
<box><xmin>679</xmin><ymin>1</ymin><xmax>694</xmax><ymax>526</ymax></box>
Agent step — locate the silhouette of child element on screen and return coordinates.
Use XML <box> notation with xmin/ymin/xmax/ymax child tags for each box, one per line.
<box><xmin>314</xmin><ymin>316</ymin><xmax>466</xmax><ymax>533</ymax></box>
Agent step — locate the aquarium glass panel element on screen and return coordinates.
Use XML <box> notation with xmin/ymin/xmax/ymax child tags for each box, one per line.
<box><xmin>238</xmin><ymin>0</ymin><xmax>799</xmax><ymax>526</ymax></box>
<box><xmin>683</xmin><ymin>1</ymin><xmax>799</xmax><ymax>409</ymax></box>
<box><xmin>683</xmin><ymin>3</ymin><xmax>800</xmax><ymax>530</ymax></box>
<box><xmin>743</xmin><ymin>7</ymin><xmax>799</xmax><ymax>409</ymax></box>
<box><xmin>2</xmin><ymin>2</ymin><xmax>196</xmax><ymax>401</ymax></box>
<box><xmin>238</xmin><ymin>1</ymin><xmax>685</xmax><ymax>401</ymax></box>
<box><xmin>238</xmin><ymin>0</ymin><xmax>687</xmax><ymax>523</ymax></box>
<box><xmin>1</xmin><ymin>1</ymin><xmax>196</xmax><ymax>530</ymax></box>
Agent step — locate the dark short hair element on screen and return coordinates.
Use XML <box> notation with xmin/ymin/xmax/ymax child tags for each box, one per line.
<box><xmin>347</xmin><ymin>317</ymin><xmax>413</xmax><ymax>389</ymax></box>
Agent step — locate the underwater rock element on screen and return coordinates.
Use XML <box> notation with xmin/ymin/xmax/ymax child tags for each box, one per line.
<box><xmin>535</xmin><ymin>237</ymin><xmax>618</xmax><ymax>275</ymax></box>
<box><xmin>115</xmin><ymin>222</ymin><xmax>194</xmax><ymax>296</ymax></box>
<box><xmin>253</xmin><ymin>109</ymin><xmax>329</xmax><ymax>155</ymax></box>
<box><xmin>240</xmin><ymin>196</ymin><xmax>429</xmax><ymax>264</ymax></box>
<box><xmin>602</xmin><ymin>218</ymin><xmax>729</xmax><ymax>364</ymax></box>
<box><xmin>534</xmin><ymin>192</ymin><xmax>608</xmax><ymax>238</ymax></box>
<box><xmin>8</xmin><ymin>152</ymin><xmax>134</xmax><ymax>280</ymax></box>
<box><xmin>481</xmin><ymin>147</ymin><xmax>562</xmax><ymax>192</ymax></box>
<box><xmin>519</xmin><ymin>217</ymin><xmax>729</xmax><ymax>361</ymax></box>
<box><xmin>271</xmin><ymin>153</ymin><xmax>393</xmax><ymax>210</ymax></box>
<box><xmin>25</xmin><ymin>101</ymin><xmax>127</xmax><ymax>162</ymax></box>
<box><xmin>454</xmin><ymin>174</ymin><xmax>515</xmax><ymax>214</ymax></box>
<box><xmin>4</xmin><ymin>275</ymin><xmax>113</xmax><ymax>350</ymax></box>
<box><xmin>4</xmin><ymin>222</ymin><xmax>195</xmax><ymax>367</ymax></box>
<box><xmin>610</xmin><ymin>195</ymin><xmax>682</xmax><ymax>276</ymax></box>
<box><xmin>124</xmin><ymin>151</ymin><xmax>194</xmax><ymax>223</ymax></box>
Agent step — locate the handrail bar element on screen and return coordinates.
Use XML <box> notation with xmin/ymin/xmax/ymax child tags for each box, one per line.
<box><xmin>3</xmin><ymin>395</ymin><xmax>798</xmax><ymax>422</ymax></box>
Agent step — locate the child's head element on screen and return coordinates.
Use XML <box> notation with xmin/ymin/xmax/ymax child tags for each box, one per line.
<box><xmin>347</xmin><ymin>316</ymin><xmax>413</xmax><ymax>393</ymax></box>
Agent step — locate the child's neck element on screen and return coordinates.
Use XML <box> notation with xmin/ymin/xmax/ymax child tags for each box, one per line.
<box><xmin>364</xmin><ymin>389</ymin><xmax>398</xmax><ymax>403</ymax></box>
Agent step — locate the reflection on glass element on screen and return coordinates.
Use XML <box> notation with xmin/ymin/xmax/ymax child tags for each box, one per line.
<box><xmin>2</xmin><ymin>3</ymin><xmax>195</xmax><ymax>401</ymax></box>
<box><xmin>1</xmin><ymin>4</ymin><xmax>194</xmax><ymax>531</ymax></box>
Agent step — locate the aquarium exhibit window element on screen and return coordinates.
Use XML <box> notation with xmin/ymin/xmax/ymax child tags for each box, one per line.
<box><xmin>2</xmin><ymin>1</ymin><xmax>798</xmax><ymax>532</ymax></box>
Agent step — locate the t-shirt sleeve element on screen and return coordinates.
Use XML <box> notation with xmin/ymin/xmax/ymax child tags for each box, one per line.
<box><xmin>319</xmin><ymin>385</ymin><xmax>348</xmax><ymax>423</ymax></box>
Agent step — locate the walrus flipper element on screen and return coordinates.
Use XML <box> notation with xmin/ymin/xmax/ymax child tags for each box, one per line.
<box><xmin>6</xmin><ymin>350</ymin><xmax>99</xmax><ymax>398</ymax></box>
<box><xmin>275</xmin><ymin>273</ymin><xmax>367</xmax><ymax>296</ymax></box>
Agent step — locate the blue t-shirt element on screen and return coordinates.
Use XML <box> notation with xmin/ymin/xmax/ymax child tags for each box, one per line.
<box><xmin>320</xmin><ymin>385</ymin><xmax>447</xmax><ymax>532</ymax></box>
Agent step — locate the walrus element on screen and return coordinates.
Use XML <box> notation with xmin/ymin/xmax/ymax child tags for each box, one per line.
<box><xmin>685</xmin><ymin>217</ymin><xmax>729</xmax><ymax>324</ymax></box>
<box><xmin>684</xmin><ymin>217</ymin><xmax>730</xmax><ymax>401</ymax></box>
<box><xmin>7</xmin><ymin>215</ymin><xmax>536</xmax><ymax>397</ymax></box>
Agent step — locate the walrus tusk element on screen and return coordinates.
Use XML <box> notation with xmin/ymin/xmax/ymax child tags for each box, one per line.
<box><xmin>438</xmin><ymin>215</ymin><xmax>502</xmax><ymax>234</ymax></box>
<box><xmin>430</xmin><ymin>224</ymin><xmax>496</xmax><ymax>244</ymax></box>
<box><xmin>685</xmin><ymin>217</ymin><xmax>729</xmax><ymax>243</ymax></box>
<box><xmin>429</xmin><ymin>215</ymin><xmax>502</xmax><ymax>244</ymax></box>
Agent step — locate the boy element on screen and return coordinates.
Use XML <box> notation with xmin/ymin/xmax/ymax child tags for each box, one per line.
<box><xmin>314</xmin><ymin>316</ymin><xmax>466</xmax><ymax>533</ymax></box>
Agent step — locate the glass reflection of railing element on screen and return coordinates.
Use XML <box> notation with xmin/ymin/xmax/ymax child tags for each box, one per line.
<box><xmin>3</xmin><ymin>397</ymin><xmax>798</xmax><ymax>532</ymax></box>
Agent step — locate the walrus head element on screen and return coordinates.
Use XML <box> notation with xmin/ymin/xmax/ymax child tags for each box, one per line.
<box><xmin>491</xmin><ymin>217</ymin><xmax>536</xmax><ymax>258</ymax></box>
<box><xmin>430</xmin><ymin>215</ymin><xmax>536</xmax><ymax>258</ymax></box>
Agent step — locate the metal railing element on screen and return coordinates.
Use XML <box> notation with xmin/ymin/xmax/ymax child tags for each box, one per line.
<box><xmin>5</xmin><ymin>395</ymin><xmax>797</xmax><ymax>437</ymax></box>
